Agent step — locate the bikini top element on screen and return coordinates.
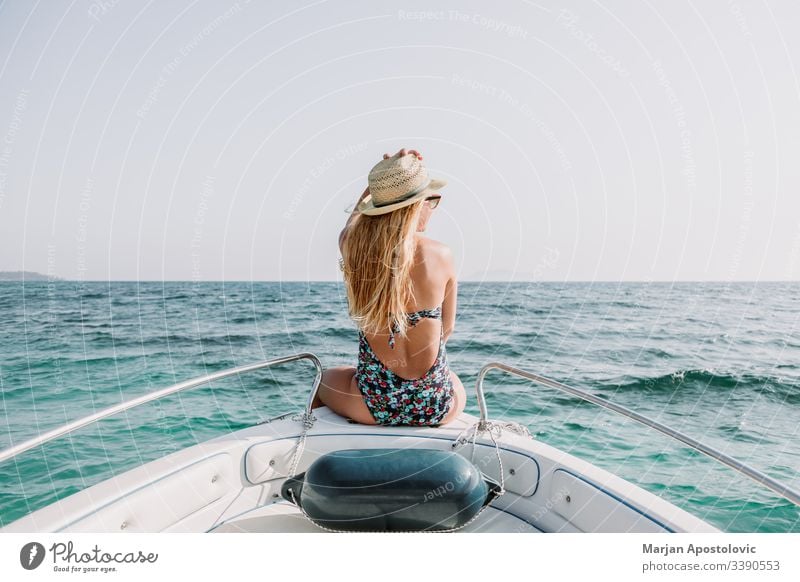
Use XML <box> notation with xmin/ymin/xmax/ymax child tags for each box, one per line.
<box><xmin>388</xmin><ymin>306</ymin><xmax>442</xmax><ymax>350</ymax></box>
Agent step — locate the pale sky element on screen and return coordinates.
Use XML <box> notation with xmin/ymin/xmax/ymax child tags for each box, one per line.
<box><xmin>1</xmin><ymin>0</ymin><xmax>799</xmax><ymax>282</ymax></box>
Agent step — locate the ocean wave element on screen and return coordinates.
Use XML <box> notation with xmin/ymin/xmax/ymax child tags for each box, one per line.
<box><xmin>73</xmin><ymin>354</ymin><xmax>143</xmax><ymax>366</ymax></box>
<box><xmin>598</xmin><ymin>369</ymin><xmax>799</xmax><ymax>404</ymax></box>
<box><xmin>607</xmin><ymin>300</ymin><xmax>654</xmax><ymax>309</ymax></box>
<box><xmin>563</xmin><ymin>421</ymin><xmax>592</xmax><ymax>432</ymax></box>
<box><xmin>717</xmin><ymin>423</ymin><xmax>776</xmax><ymax>444</ymax></box>
<box><xmin>130</xmin><ymin>333</ymin><xmax>257</xmax><ymax>348</ymax></box>
<box><xmin>458</xmin><ymin>337</ymin><xmax>522</xmax><ymax>354</ymax></box>
<box><xmin>80</xmin><ymin>292</ymin><xmax>107</xmax><ymax>300</ymax></box>
<box><xmin>199</xmin><ymin>334</ymin><xmax>257</xmax><ymax>347</ymax></box>
<box><xmin>163</xmin><ymin>293</ymin><xmax>192</xmax><ymax>300</ymax></box>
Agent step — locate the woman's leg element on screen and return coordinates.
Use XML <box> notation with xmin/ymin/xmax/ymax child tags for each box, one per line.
<box><xmin>440</xmin><ymin>370</ymin><xmax>467</xmax><ymax>425</ymax></box>
<box><xmin>314</xmin><ymin>366</ymin><xmax>377</xmax><ymax>425</ymax></box>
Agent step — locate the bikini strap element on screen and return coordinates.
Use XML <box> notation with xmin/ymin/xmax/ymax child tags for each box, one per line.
<box><xmin>388</xmin><ymin>306</ymin><xmax>443</xmax><ymax>349</ymax></box>
<box><xmin>407</xmin><ymin>306</ymin><xmax>442</xmax><ymax>324</ymax></box>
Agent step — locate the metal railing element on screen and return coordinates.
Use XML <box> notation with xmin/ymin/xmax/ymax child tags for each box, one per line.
<box><xmin>0</xmin><ymin>353</ymin><xmax>323</xmax><ymax>465</ymax></box>
<box><xmin>475</xmin><ymin>362</ymin><xmax>800</xmax><ymax>507</ymax></box>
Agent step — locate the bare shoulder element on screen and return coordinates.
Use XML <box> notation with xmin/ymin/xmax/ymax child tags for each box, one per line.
<box><xmin>415</xmin><ymin>235</ymin><xmax>455</xmax><ymax>274</ymax></box>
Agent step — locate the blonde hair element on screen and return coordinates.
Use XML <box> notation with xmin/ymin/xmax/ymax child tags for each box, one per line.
<box><xmin>341</xmin><ymin>201</ymin><xmax>424</xmax><ymax>339</ymax></box>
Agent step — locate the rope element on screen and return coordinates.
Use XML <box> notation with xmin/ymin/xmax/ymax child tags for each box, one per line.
<box><xmin>287</xmin><ymin>411</ymin><xmax>316</xmax><ymax>479</ymax></box>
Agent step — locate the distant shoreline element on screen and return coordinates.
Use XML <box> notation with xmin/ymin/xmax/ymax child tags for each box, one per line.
<box><xmin>0</xmin><ymin>271</ymin><xmax>64</xmax><ymax>281</ymax></box>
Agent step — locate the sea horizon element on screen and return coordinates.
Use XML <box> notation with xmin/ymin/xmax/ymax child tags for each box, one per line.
<box><xmin>4</xmin><ymin>278</ymin><xmax>800</xmax><ymax>284</ymax></box>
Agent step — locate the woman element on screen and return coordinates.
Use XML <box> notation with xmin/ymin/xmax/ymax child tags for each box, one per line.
<box><xmin>313</xmin><ymin>148</ymin><xmax>466</xmax><ymax>426</ymax></box>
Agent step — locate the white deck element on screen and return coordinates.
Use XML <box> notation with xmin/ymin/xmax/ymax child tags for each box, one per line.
<box><xmin>208</xmin><ymin>502</ymin><xmax>541</xmax><ymax>533</ymax></box>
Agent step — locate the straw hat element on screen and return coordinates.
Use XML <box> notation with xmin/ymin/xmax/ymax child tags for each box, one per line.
<box><xmin>357</xmin><ymin>152</ymin><xmax>447</xmax><ymax>216</ymax></box>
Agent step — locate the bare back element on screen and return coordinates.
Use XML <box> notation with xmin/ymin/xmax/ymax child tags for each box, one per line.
<box><xmin>344</xmin><ymin>233</ymin><xmax>457</xmax><ymax>380</ymax></box>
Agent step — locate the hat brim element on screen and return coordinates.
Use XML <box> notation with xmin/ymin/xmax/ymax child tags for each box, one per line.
<box><xmin>357</xmin><ymin>178</ymin><xmax>447</xmax><ymax>216</ymax></box>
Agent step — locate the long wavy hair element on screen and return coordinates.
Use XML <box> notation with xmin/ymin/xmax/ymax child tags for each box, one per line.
<box><xmin>341</xmin><ymin>200</ymin><xmax>424</xmax><ymax>339</ymax></box>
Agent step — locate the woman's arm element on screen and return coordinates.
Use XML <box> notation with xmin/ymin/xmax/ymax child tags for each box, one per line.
<box><xmin>440</xmin><ymin>247</ymin><xmax>458</xmax><ymax>344</ymax></box>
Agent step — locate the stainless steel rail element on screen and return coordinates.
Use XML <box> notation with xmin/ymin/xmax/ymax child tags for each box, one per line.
<box><xmin>476</xmin><ymin>361</ymin><xmax>800</xmax><ymax>507</ymax></box>
<box><xmin>0</xmin><ymin>353</ymin><xmax>323</xmax><ymax>465</ymax></box>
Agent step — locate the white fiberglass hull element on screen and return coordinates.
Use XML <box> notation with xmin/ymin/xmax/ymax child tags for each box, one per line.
<box><xmin>2</xmin><ymin>407</ymin><xmax>718</xmax><ymax>534</ymax></box>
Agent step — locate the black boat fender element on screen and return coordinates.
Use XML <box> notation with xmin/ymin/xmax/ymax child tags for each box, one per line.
<box><xmin>281</xmin><ymin>448</ymin><xmax>502</xmax><ymax>532</ymax></box>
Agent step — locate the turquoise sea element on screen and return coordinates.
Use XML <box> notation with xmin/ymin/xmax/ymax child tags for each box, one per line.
<box><xmin>0</xmin><ymin>280</ymin><xmax>798</xmax><ymax>532</ymax></box>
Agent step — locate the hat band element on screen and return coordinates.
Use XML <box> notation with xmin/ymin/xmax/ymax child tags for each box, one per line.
<box><xmin>373</xmin><ymin>179</ymin><xmax>431</xmax><ymax>208</ymax></box>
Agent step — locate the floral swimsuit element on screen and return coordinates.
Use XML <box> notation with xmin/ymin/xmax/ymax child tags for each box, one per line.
<box><xmin>356</xmin><ymin>307</ymin><xmax>454</xmax><ymax>426</ymax></box>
